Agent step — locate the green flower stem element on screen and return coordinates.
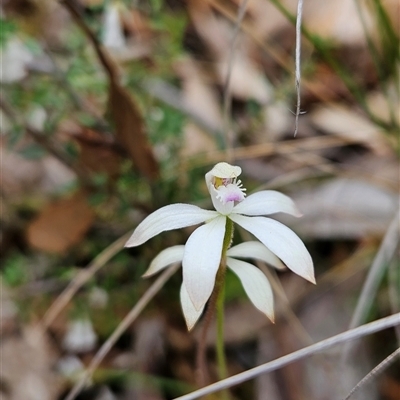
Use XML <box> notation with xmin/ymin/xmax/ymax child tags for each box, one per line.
<box><xmin>216</xmin><ymin>267</ymin><xmax>228</xmax><ymax>380</ymax></box>
<box><xmin>215</xmin><ymin>218</ymin><xmax>234</xmax><ymax>400</ymax></box>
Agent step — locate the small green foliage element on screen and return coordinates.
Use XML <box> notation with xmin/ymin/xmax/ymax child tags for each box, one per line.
<box><xmin>146</xmin><ymin>103</ymin><xmax>185</xmax><ymax>143</ymax></box>
<box><xmin>224</xmin><ymin>269</ymin><xmax>247</xmax><ymax>303</ymax></box>
<box><xmin>0</xmin><ymin>18</ymin><xmax>17</xmax><ymax>48</ymax></box>
<box><xmin>2</xmin><ymin>253</ymin><xmax>29</xmax><ymax>286</ymax></box>
<box><xmin>17</xmin><ymin>143</ymin><xmax>47</xmax><ymax>159</ymax></box>
<box><xmin>246</xmin><ymin>100</ymin><xmax>263</xmax><ymax>119</ymax></box>
<box><xmin>149</xmin><ymin>0</ymin><xmax>163</xmax><ymax>13</ymax></box>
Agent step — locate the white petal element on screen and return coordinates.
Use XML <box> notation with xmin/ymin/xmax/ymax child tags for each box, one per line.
<box><xmin>125</xmin><ymin>204</ymin><xmax>218</xmax><ymax>247</ymax></box>
<box><xmin>143</xmin><ymin>246</ymin><xmax>184</xmax><ymax>277</ymax></box>
<box><xmin>226</xmin><ymin>258</ymin><xmax>274</xmax><ymax>322</ymax></box>
<box><xmin>227</xmin><ymin>241</ymin><xmax>285</xmax><ymax>270</ymax></box>
<box><xmin>232</xmin><ymin>190</ymin><xmax>302</xmax><ymax>217</ymax></box>
<box><xmin>183</xmin><ymin>216</ymin><xmax>226</xmax><ymax>310</ymax></box>
<box><xmin>180</xmin><ymin>284</ymin><xmax>204</xmax><ymax>331</ymax></box>
<box><xmin>229</xmin><ymin>214</ymin><xmax>315</xmax><ymax>283</ymax></box>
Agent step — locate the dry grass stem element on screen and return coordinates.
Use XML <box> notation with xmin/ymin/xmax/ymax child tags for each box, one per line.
<box><xmin>294</xmin><ymin>0</ymin><xmax>304</xmax><ymax>136</ymax></box>
<box><xmin>40</xmin><ymin>231</ymin><xmax>132</xmax><ymax>330</ymax></box>
<box><xmin>222</xmin><ymin>0</ymin><xmax>249</xmax><ymax>162</ymax></box>
<box><xmin>64</xmin><ymin>264</ymin><xmax>180</xmax><ymax>400</ymax></box>
<box><xmin>173</xmin><ymin>313</ymin><xmax>400</xmax><ymax>400</ymax></box>
<box><xmin>344</xmin><ymin>347</ymin><xmax>400</xmax><ymax>400</ymax></box>
<box><xmin>342</xmin><ymin>209</ymin><xmax>400</xmax><ymax>359</ymax></box>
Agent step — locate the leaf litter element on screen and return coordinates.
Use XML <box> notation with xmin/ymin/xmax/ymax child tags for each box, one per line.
<box><xmin>1</xmin><ymin>0</ymin><xmax>399</xmax><ymax>399</ymax></box>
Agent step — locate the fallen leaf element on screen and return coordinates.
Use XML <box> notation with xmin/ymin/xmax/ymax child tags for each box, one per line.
<box><xmin>63</xmin><ymin>0</ymin><xmax>159</xmax><ymax>180</ymax></box>
<box><xmin>109</xmin><ymin>80</ymin><xmax>159</xmax><ymax>180</ymax></box>
<box><xmin>188</xmin><ymin>1</ymin><xmax>273</xmax><ymax>103</ymax></box>
<box><xmin>303</xmin><ymin>64</ymin><xmax>352</xmax><ymax>103</ymax></box>
<box><xmin>310</xmin><ymin>103</ymin><xmax>392</xmax><ymax>155</ymax></box>
<box><xmin>176</xmin><ymin>58</ymin><xmax>221</xmax><ymax>156</ymax></box>
<box><xmin>72</xmin><ymin>128</ymin><xmax>122</xmax><ymax>179</ymax></box>
<box><xmin>26</xmin><ymin>190</ymin><xmax>94</xmax><ymax>254</ymax></box>
<box><xmin>380</xmin><ymin>376</ymin><xmax>400</xmax><ymax>400</ymax></box>
<box><xmin>0</xmin><ymin>142</ymin><xmax>75</xmax><ymax>198</ymax></box>
<box><xmin>283</xmin><ymin>178</ymin><xmax>398</xmax><ymax>239</ymax></box>
<box><xmin>1</xmin><ymin>326</ymin><xmax>62</xmax><ymax>400</ymax></box>
<box><xmin>242</xmin><ymin>0</ymin><xmax>376</xmax><ymax>45</ymax></box>
<box><xmin>303</xmin><ymin>0</ymin><xmax>375</xmax><ymax>45</ymax></box>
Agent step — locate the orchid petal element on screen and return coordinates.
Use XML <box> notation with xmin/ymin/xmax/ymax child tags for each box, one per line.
<box><xmin>232</xmin><ymin>190</ymin><xmax>302</xmax><ymax>217</ymax></box>
<box><xmin>226</xmin><ymin>257</ymin><xmax>274</xmax><ymax>322</ymax></box>
<box><xmin>229</xmin><ymin>214</ymin><xmax>315</xmax><ymax>283</ymax></box>
<box><xmin>125</xmin><ymin>204</ymin><xmax>218</xmax><ymax>247</ymax></box>
<box><xmin>180</xmin><ymin>284</ymin><xmax>204</xmax><ymax>331</ymax></box>
<box><xmin>143</xmin><ymin>245</ymin><xmax>184</xmax><ymax>277</ymax></box>
<box><xmin>227</xmin><ymin>241</ymin><xmax>285</xmax><ymax>270</ymax></box>
<box><xmin>183</xmin><ymin>215</ymin><xmax>226</xmax><ymax>310</ymax></box>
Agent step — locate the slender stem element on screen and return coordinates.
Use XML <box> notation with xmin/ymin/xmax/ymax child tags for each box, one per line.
<box><xmin>215</xmin><ymin>219</ymin><xmax>234</xmax><ymax>397</ymax></box>
<box><xmin>216</xmin><ymin>267</ymin><xmax>228</xmax><ymax>380</ymax></box>
<box><xmin>222</xmin><ymin>0</ymin><xmax>249</xmax><ymax>161</ymax></box>
<box><xmin>175</xmin><ymin>313</ymin><xmax>400</xmax><ymax>400</ymax></box>
<box><xmin>195</xmin><ymin>219</ymin><xmax>234</xmax><ymax>389</ymax></box>
<box><xmin>196</xmin><ymin>287</ymin><xmax>218</xmax><ymax>387</ymax></box>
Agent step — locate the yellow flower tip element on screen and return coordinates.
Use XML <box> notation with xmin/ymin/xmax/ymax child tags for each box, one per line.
<box><xmin>210</xmin><ymin>162</ymin><xmax>242</xmax><ymax>179</ymax></box>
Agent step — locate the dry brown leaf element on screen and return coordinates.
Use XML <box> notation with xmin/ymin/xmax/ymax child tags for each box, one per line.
<box><xmin>1</xmin><ymin>326</ymin><xmax>62</xmax><ymax>400</ymax></box>
<box><xmin>303</xmin><ymin>0</ymin><xmax>374</xmax><ymax>45</ymax></box>
<box><xmin>176</xmin><ymin>58</ymin><xmax>221</xmax><ymax>156</ymax></box>
<box><xmin>303</xmin><ymin>64</ymin><xmax>352</xmax><ymax>103</ymax></box>
<box><xmin>63</xmin><ymin>0</ymin><xmax>159</xmax><ymax>181</ymax></box>
<box><xmin>380</xmin><ymin>376</ymin><xmax>400</xmax><ymax>400</ymax></box>
<box><xmin>73</xmin><ymin>128</ymin><xmax>122</xmax><ymax>179</ymax></box>
<box><xmin>283</xmin><ymin>178</ymin><xmax>398</xmax><ymax>239</ymax></box>
<box><xmin>310</xmin><ymin>104</ymin><xmax>392</xmax><ymax>155</ymax></box>
<box><xmin>189</xmin><ymin>1</ymin><xmax>273</xmax><ymax>103</ymax></box>
<box><xmin>230</xmin><ymin>0</ymin><xmax>375</xmax><ymax>45</ymax></box>
<box><xmin>121</xmin><ymin>9</ymin><xmax>153</xmax><ymax>41</ymax></box>
<box><xmin>26</xmin><ymin>190</ymin><xmax>94</xmax><ymax>254</ymax></box>
<box><xmin>109</xmin><ymin>80</ymin><xmax>159</xmax><ymax>180</ymax></box>
<box><xmin>0</xmin><ymin>140</ymin><xmax>75</xmax><ymax>198</ymax></box>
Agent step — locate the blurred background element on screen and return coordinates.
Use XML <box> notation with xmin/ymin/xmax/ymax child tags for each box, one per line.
<box><xmin>0</xmin><ymin>0</ymin><xmax>399</xmax><ymax>399</ymax></box>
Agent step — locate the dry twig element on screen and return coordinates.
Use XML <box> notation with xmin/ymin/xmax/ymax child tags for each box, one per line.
<box><xmin>173</xmin><ymin>313</ymin><xmax>400</xmax><ymax>400</ymax></box>
<box><xmin>64</xmin><ymin>264</ymin><xmax>180</xmax><ymax>400</ymax></box>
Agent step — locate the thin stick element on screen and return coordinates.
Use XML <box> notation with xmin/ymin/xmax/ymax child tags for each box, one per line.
<box><xmin>216</xmin><ymin>274</ymin><xmax>228</xmax><ymax>382</ymax></box>
<box><xmin>196</xmin><ymin>286</ymin><xmax>218</xmax><ymax>387</ymax></box>
<box><xmin>222</xmin><ymin>0</ymin><xmax>249</xmax><ymax>162</ymax></box>
<box><xmin>40</xmin><ymin>231</ymin><xmax>132</xmax><ymax>329</ymax></box>
<box><xmin>294</xmin><ymin>0</ymin><xmax>304</xmax><ymax>136</ymax></box>
<box><xmin>64</xmin><ymin>264</ymin><xmax>180</xmax><ymax>400</ymax></box>
<box><xmin>342</xmin><ymin>209</ymin><xmax>400</xmax><ymax>359</ymax></box>
<box><xmin>344</xmin><ymin>347</ymin><xmax>400</xmax><ymax>400</ymax></box>
<box><xmin>173</xmin><ymin>312</ymin><xmax>400</xmax><ymax>400</ymax></box>
<box><xmin>388</xmin><ymin>257</ymin><xmax>400</xmax><ymax>344</ymax></box>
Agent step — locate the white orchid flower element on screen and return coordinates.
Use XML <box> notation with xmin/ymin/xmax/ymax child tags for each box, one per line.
<box><xmin>142</xmin><ymin>241</ymin><xmax>286</xmax><ymax>330</ymax></box>
<box><xmin>125</xmin><ymin>162</ymin><xmax>314</xmax><ymax>319</ymax></box>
